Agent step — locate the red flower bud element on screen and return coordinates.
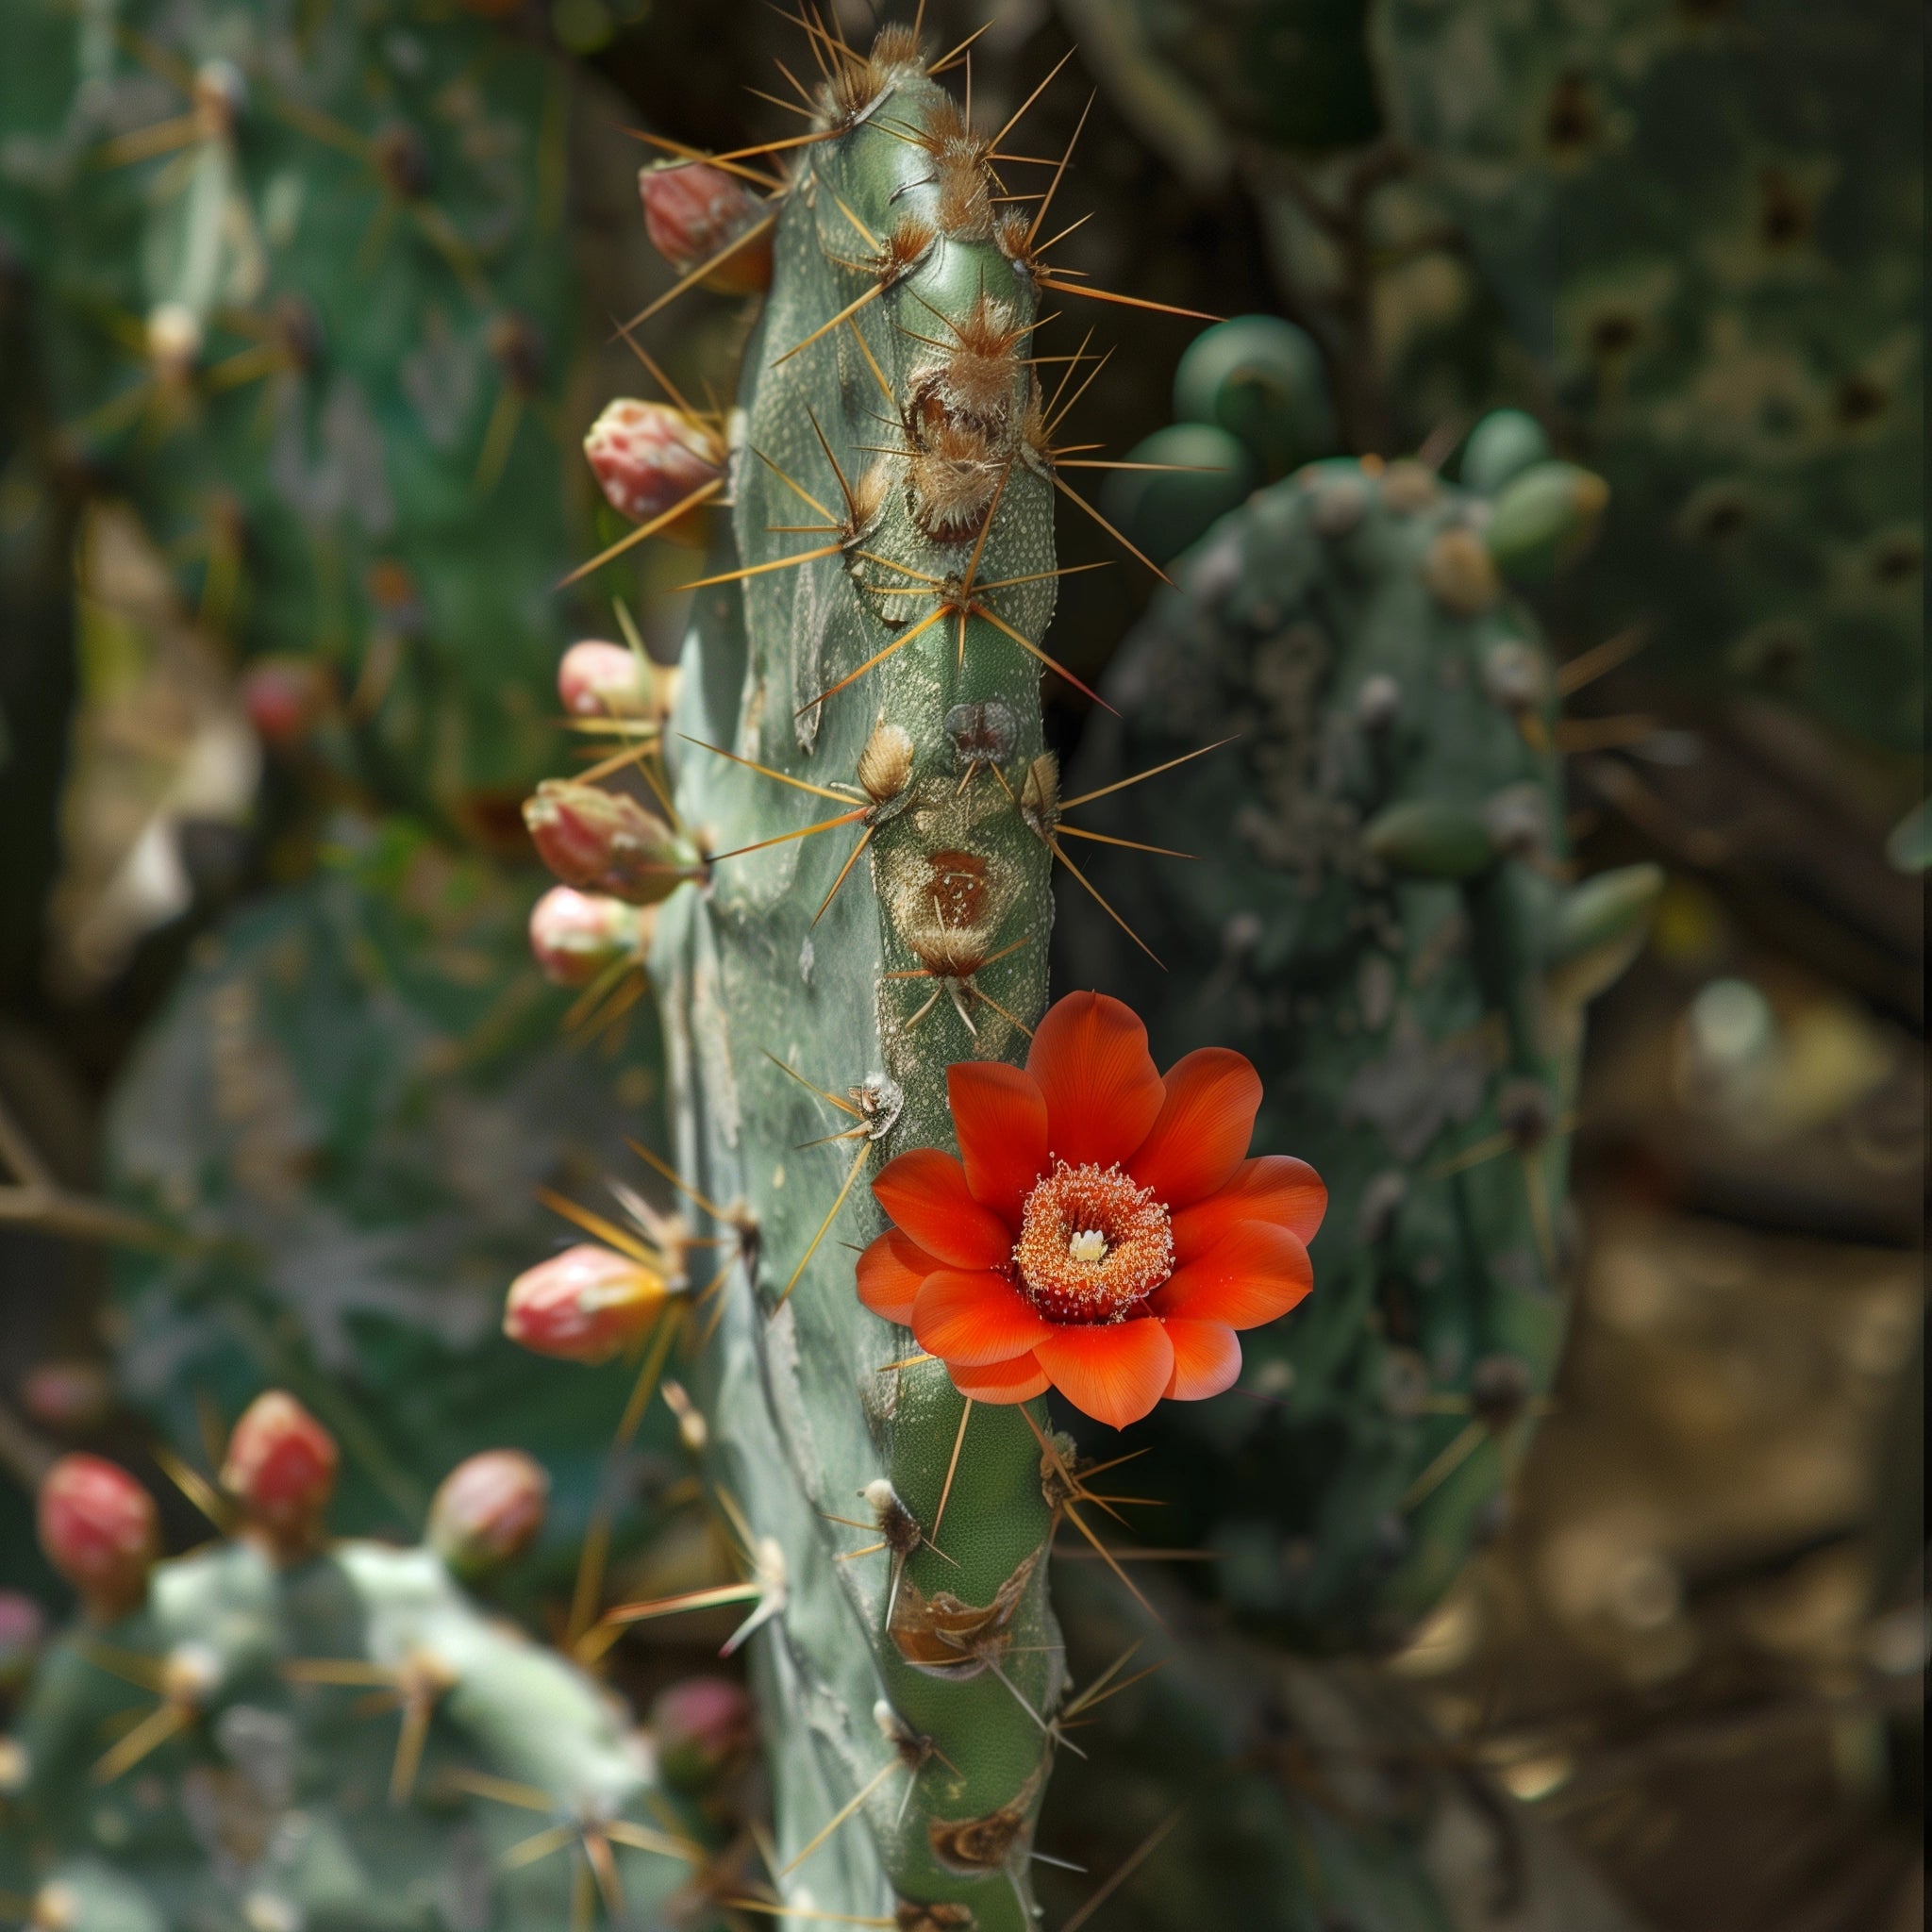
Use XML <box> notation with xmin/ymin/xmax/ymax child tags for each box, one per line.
<box><xmin>427</xmin><ymin>1450</ymin><xmax>550</xmax><ymax>1575</ymax></box>
<box><xmin>19</xmin><ymin>1359</ymin><xmax>114</xmax><ymax>1431</ymax></box>
<box><xmin>558</xmin><ymin>641</ymin><xmax>658</xmax><ymax>720</ymax></box>
<box><xmin>651</xmin><ymin>1675</ymin><xmax>755</xmax><ymax>1790</ymax></box>
<box><xmin>505</xmin><ymin>1244</ymin><xmax>667</xmax><ymax>1363</ymax></box>
<box><xmin>221</xmin><ymin>1391</ymin><xmax>337</xmax><ymax>1554</ymax></box>
<box><xmin>639</xmin><ymin>161</ymin><xmax>773</xmax><ymax>294</ymax></box>
<box><xmin>583</xmin><ymin>399</ymin><xmax>723</xmax><ymax>526</ymax></box>
<box><xmin>39</xmin><ymin>1455</ymin><xmax>158</xmax><ymax>1619</ymax></box>
<box><xmin>0</xmin><ymin>1588</ymin><xmax>45</xmax><ymax>1689</ymax></box>
<box><xmin>528</xmin><ymin>887</ymin><xmax>651</xmax><ymax>987</ymax></box>
<box><xmin>240</xmin><ymin>657</ymin><xmax>332</xmax><ymax>747</ymax></box>
<box><xmin>523</xmin><ymin>780</ymin><xmax>700</xmax><ymax>905</ymax></box>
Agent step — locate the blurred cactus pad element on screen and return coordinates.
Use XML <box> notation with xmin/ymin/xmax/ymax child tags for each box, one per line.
<box><xmin>1373</xmin><ymin>0</ymin><xmax>1923</xmax><ymax>749</ymax></box>
<box><xmin>104</xmin><ymin>818</ymin><xmax>669</xmax><ymax>1561</ymax></box>
<box><xmin>0</xmin><ymin>0</ymin><xmax>620</xmax><ymax>828</ymax></box>
<box><xmin>7</xmin><ymin>1429</ymin><xmax>690</xmax><ymax>1932</ymax></box>
<box><xmin>1067</xmin><ymin>411</ymin><xmax>1657</xmax><ymax>1648</ymax></box>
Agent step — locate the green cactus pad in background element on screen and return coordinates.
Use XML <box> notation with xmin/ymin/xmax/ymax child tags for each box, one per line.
<box><xmin>1064</xmin><ymin>411</ymin><xmax>1655</xmax><ymax>1651</ymax></box>
<box><xmin>104</xmin><ymin>817</ymin><xmax>669</xmax><ymax>1569</ymax></box>
<box><xmin>8</xmin><ymin>1427</ymin><xmax>691</xmax><ymax>1932</ymax></box>
<box><xmin>0</xmin><ymin>0</ymin><xmax>623</xmax><ymax>834</ymax></box>
<box><xmin>1373</xmin><ymin>0</ymin><xmax>1924</xmax><ymax>752</ymax></box>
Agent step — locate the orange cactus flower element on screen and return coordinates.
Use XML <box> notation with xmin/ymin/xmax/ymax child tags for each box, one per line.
<box><xmin>858</xmin><ymin>991</ymin><xmax>1324</xmax><ymax>1429</ymax></box>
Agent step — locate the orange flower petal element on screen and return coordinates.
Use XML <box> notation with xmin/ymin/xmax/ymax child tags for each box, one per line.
<box><xmin>948</xmin><ymin>1060</ymin><xmax>1048</xmax><ymax>1230</ymax></box>
<box><xmin>1035</xmin><ymin>1318</ymin><xmax>1175</xmax><ymax>1429</ymax></box>
<box><xmin>1170</xmin><ymin>1156</ymin><xmax>1327</xmax><ymax>1262</ymax></box>
<box><xmin>1158</xmin><ymin>1319</ymin><xmax>1241</xmax><ymax>1400</ymax></box>
<box><xmin>873</xmin><ymin>1149</ymin><xmax>1015</xmax><ymax>1271</ymax></box>
<box><xmin>1149</xmin><ymin>1220</ymin><xmax>1312</xmax><ymax>1329</ymax></box>
<box><xmin>856</xmin><ymin>1228</ymin><xmax>939</xmax><ymax>1324</ymax></box>
<box><xmin>1127</xmin><ymin>1048</ymin><xmax>1262</xmax><ymax>1209</ymax></box>
<box><xmin>1025</xmin><ymin>991</ymin><xmax>1165</xmax><ymax>1168</ymax></box>
<box><xmin>913</xmin><ymin>1270</ymin><xmax>1057</xmax><ymax>1367</ymax></box>
<box><xmin>949</xmin><ymin>1352</ymin><xmax>1049</xmax><ymax>1404</ymax></box>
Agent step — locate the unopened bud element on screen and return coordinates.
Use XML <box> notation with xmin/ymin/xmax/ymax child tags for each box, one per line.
<box><xmin>639</xmin><ymin>161</ymin><xmax>773</xmax><ymax>293</ymax></box>
<box><xmin>241</xmin><ymin>656</ymin><xmax>332</xmax><ymax>747</ymax></box>
<box><xmin>524</xmin><ymin>780</ymin><xmax>701</xmax><ymax>904</ymax></box>
<box><xmin>583</xmin><ymin>399</ymin><xmax>723</xmax><ymax>525</ymax></box>
<box><xmin>651</xmin><ymin>1675</ymin><xmax>754</xmax><ymax>1790</ymax></box>
<box><xmin>19</xmin><ymin>1359</ymin><xmax>113</xmax><ymax>1431</ymax></box>
<box><xmin>558</xmin><ymin>641</ymin><xmax>659</xmax><ymax>720</ymax></box>
<box><xmin>38</xmin><ymin>1455</ymin><xmax>158</xmax><ymax>1619</ymax></box>
<box><xmin>0</xmin><ymin>1589</ymin><xmax>45</xmax><ymax>1690</ymax></box>
<box><xmin>428</xmin><ymin>1450</ymin><xmax>550</xmax><ymax>1575</ymax></box>
<box><xmin>504</xmin><ymin>1244</ymin><xmax>668</xmax><ymax>1364</ymax></box>
<box><xmin>528</xmin><ymin>887</ymin><xmax>651</xmax><ymax>987</ymax></box>
<box><xmin>221</xmin><ymin>1391</ymin><xmax>337</xmax><ymax>1555</ymax></box>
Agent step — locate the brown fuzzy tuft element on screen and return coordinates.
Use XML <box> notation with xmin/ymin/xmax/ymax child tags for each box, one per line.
<box><xmin>821</xmin><ymin>23</ymin><xmax>924</xmax><ymax>131</ymax></box>
<box><xmin>919</xmin><ymin>99</ymin><xmax>993</xmax><ymax>239</ymax></box>
<box><xmin>920</xmin><ymin>293</ymin><xmax>1025</xmax><ymax>427</ymax></box>
<box><xmin>907</xmin><ymin>418</ymin><xmax>1004</xmax><ymax>542</ymax></box>
<box><xmin>878</xmin><ymin>214</ymin><xmax>938</xmax><ymax>285</ymax></box>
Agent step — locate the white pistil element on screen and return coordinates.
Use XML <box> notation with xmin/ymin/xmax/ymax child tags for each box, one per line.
<box><xmin>1068</xmin><ymin>1228</ymin><xmax>1107</xmax><ymax>1265</ymax></box>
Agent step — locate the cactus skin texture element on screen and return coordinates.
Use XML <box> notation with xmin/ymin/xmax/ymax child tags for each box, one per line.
<box><xmin>5</xmin><ymin>1427</ymin><xmax>684</xmax><ymax>1932</ymax></box>
<box><xmin>1372</xmin><ymin>0</ymin><xmax>1922</xmax><ymax>753</ymax></box>
<box><xmin>1066</xmin><ymin>395</ymin><xmax>1657</xmax><ymax>1651</ymax></box>
<box><xmin>103</xmin><ymin>817</ymin><xmax>671</xmax><ymax>1570</ymax></box>
<box><xmin>634</xmin><ymin>32</ymin><xmax>1081</xmax><ymax>1932</ymax></box>
<box><xmin>0</xmin><ymin>0</ymin><xmax>601</xmax><ymax>832</ymax></box>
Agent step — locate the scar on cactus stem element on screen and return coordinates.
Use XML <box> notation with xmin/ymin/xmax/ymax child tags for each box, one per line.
<box><xmin>858</xmin><ymin>991</ymin><xmax>1324</xmax><ymax>1428</ymax></box>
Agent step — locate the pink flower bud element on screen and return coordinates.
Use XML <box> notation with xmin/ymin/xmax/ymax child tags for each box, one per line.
<box><xmin>651</xmin><ymin>1676</ymin><xmax>754</xmax><ymax>1790</ymax></box>
<box><xmin>558</xmin><ymin>641</ymin><xmax>658</xmax><ymax>720</ymax></box>
<box><xmin>583</xmin><ymin>399</ymin><xmax>723</xmax><ymax>525</ymax></box>
<box><xmin>221</xmin><ymin>1391</ymin><xmax>337</xmax><ymax>1553</ymax></box>
<box><xmin>428</xmin><ymin>1450</ymin><xmax>550</xmax><ymax>1575</ymax></box>
<box><xmin>241</xmin><ymin>657</ymin><xmax>331</xmax><ymax>747</ymax></box>
<box><xmin>19</xmin><ymin>1359</ymin><xmax>114</xmax><ymax>1431</ymax></box>
<box><xmin>523</xmin><ymin>780</ymin><xmax>700</xmax><ymax>905</ymax></box>
<box><xmin>38</xmin><ymin>1455</ymin><xmax>158</xmax><ymax>1619</ymax></box>
<box><xmin>0</xmin><ymin>1588</ymin><xmax>45</xmax><ymax>1689</ymax></box>
<box><xmin>504</xmin><ymin>1244</ymin><xmax>667</xmax><ymax>1363</ymax></box>
<box><xmin>528</xmin><ymin>887</ymin><xmax>651</xmax><ymax>987</ymax></box>
<box><xmin>639</xmin><ymin>161</ymin><xmax>773</xmax><ymax>294</ymax></box>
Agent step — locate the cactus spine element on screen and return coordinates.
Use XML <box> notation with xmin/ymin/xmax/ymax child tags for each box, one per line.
<box><xmin>636</xmin><ymin>27</ymin><xmax>1091</xmax><ymax>1930</ymax></box>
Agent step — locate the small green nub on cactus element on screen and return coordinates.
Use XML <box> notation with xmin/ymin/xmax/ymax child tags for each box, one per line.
<box><xmin>38</xmin><ymin>1456</ymin><xmax>158</xmax><ymax>1622</ymax></box>
<box><xmin>1486</xmin><ymin>460</ymin><xmax>1610</xmax><ymax>579</ymax></box>
<box><xmin>1174</xmin><ymin>315</ymin><xmax>1336</xmax><ymax>479</ymax></box>
<box><xmin>1458</xmin><ymin>408</ymin><xmax>1551</xmax><ymax>497</ymax></box>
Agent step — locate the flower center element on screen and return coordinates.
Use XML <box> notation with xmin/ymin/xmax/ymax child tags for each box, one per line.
<box><xmin>1013</xmin><ymin>1162</ymin><xmax>1173</xmax><ymax>1324</ymax></box>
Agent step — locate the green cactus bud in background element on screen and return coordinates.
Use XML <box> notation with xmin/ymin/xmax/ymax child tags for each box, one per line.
<box><xmin>1458</xmin><ymin>407</ymin><xmax>1551</xmax><ymax>498</ymax></box>
<box><xmin>1173</xmin><ymin>314</ymin><xmax>1337</xmax><ymax>480</ymax></box>
<box><xmin>1100</xmin><ymin>422</ymin><xmax>1257</xmax><ymax>567</ymax></box>
<box><xmin>1485</xmin><ymin>460</ymin><xmax>1610</xmax><ymax>581</ymax></box>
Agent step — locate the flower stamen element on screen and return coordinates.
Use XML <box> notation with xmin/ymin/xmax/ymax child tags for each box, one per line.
<box><xmin>1013</xmin><ymin>1162</ymin><xmax>1172</xmax><ymax>1324</ymax></box>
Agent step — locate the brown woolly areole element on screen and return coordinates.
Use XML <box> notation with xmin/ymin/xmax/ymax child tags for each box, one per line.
<box><xmin>1012</xmin><ymin>1161</ymin><xmax>1174</xmax><ymax>1323</ymax></box>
